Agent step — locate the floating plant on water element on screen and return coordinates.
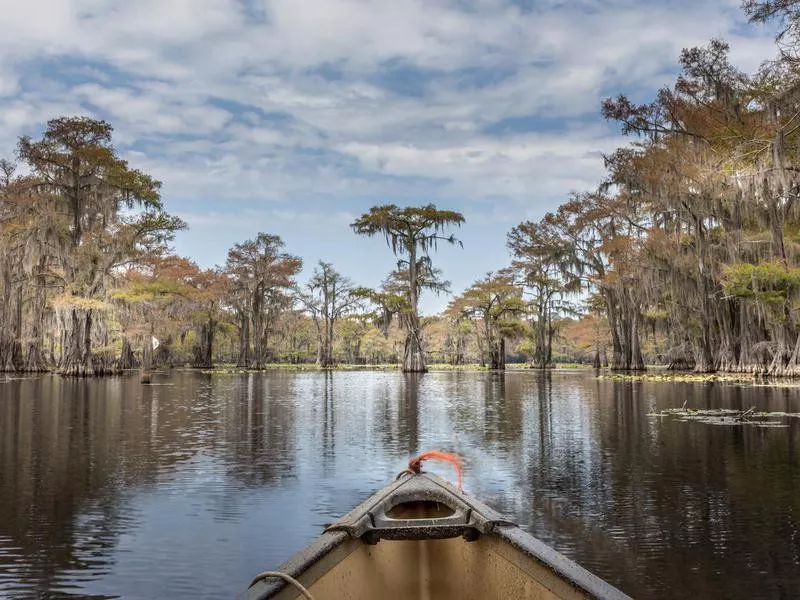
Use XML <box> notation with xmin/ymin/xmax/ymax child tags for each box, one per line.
<box><xmin>648</xmin><ymin>403</ymin><xmax>800</xmax><ymax>428</ymax></box>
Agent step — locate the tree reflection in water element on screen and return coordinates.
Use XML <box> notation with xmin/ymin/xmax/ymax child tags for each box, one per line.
<box><xmin>1</xmin><ymin>371</ymin><xmax>800</xmax><ymax>599</ymax></box>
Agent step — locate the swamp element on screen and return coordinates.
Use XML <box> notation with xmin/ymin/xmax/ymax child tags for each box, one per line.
<box><xmin>2</xmin><ymin>370</ymin><xmax>800</xmax><ymax>599</ymax></box>
<box><xmin>4</xmin><ymin>2</ymin><xmax>800</xmax><ymax>599</ymax></box>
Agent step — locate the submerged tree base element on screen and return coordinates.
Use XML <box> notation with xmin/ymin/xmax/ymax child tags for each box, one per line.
<box><xmin>1</xmin><ymin>365</ymin><xmax>49</xmax><ymax>374</ymax></box>
<box><xmin>57</xmin><ymin>364</ymin><xmax>121</xmax><ymax>377</ymax></box>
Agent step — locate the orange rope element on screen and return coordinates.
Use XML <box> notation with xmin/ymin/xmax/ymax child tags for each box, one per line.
<box><xmin>408</xmin><ymin>451</ymin><xmax>463</xmax><ymax>490</ymax></box>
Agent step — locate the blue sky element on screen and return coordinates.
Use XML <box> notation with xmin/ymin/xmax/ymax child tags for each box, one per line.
<box><xmin>0</xmin><ymin>0</ymin><xmax>780</xmax><ymax>313</ymax></box>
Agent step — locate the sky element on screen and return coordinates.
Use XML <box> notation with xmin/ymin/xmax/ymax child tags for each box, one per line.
<box><xmin>0</xmin><ymin>0</ymin><xmax>782</xmax><ymax>314</ymax></box>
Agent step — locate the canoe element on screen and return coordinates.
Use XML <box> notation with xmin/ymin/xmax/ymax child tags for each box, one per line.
<box><xmin>246</xmin><ymin>472</ymin><xmax>632</xmax><ymax>600</ymax></box>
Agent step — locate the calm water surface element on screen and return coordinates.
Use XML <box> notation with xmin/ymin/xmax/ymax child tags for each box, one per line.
<box><xmin>1</xmin><ymin>370</ymin><xmax>799</xmax><ymax>599</ymax></box>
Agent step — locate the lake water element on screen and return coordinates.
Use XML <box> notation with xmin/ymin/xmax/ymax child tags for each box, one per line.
<box><xmin>1</xmin><ymin>370</ymin><xmax>799</xmax><ymax>599</ymax></box>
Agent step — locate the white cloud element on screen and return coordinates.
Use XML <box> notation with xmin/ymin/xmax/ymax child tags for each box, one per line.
<box><xmin>72</xmin><ymin>83</ymin><xmax>233</xmax><ymax>134</ymax></box>
<box><xmin>337</xmin><ymin>128</ymin><xmax>622</xmax><ymax>199</ymax></box>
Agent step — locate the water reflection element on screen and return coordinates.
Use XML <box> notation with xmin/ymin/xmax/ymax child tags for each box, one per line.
<box><xmin>221</xmin><ymin>373</ymin><xmax>297</xmax><ymax>488</ymax></box>
<box><xmin>398</xmin><ymin>373</ymin><xmax>421</xmax><ymax>453</ymax></box>
<box><xmin>0</xmin><ymin>377</ymin><xmax>144</xmax><ymax>598</ymax></box>
<box><xmin>1</xmin><ymin>371</ymin><xmax>800</xmax><ymax>599</ymax></box>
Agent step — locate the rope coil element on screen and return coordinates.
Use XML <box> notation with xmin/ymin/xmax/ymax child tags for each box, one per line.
<box><xmin>404</xmin><ymin>450</ymin><xmax>463</xmax><ymax>489</ymax></box>
<box><xmin>249</xmin><ymin>571</ymin><xmax>315</xmax><ymax>599</ymax></box>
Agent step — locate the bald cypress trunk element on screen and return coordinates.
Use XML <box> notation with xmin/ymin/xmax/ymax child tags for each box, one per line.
<box><xmin>454</xmin><ymin>335</ymin><xmax>465</xmax><ymax>365</ymax></box>
<box><xmin>403</xmin><ymin>330</ymin><xmax>426</xmax><ymax>372</ymax></box>
<box><xmin>403</xmin><ymin>244</ymin><xmax>427</xmax><ymax>373</ymax></box>
<box><xmin>605</xmin><ymin>292</ymin><xmax>625</xmax><ymax>370</ymax></box>
<box><xmin>630</xmin><ymin>308</ymin><xmax>645</xmax><ymax>371</ymax></box>
<box><xmin>0</xmin><ymin>282</ymin><xmax>22</xmax><ymax>373</ymax></box>
<box><xmin>489</xmin><ymin>341</ymin><xmax>501</xmax><ymax>369</ymax></box>
<box><xmin>317</xmin><ymin>332</ymin><xmax>334</xmax><ymax>367</ymax></box>
<box><xmin>119</xmin><ymin>338</ymin><xmax>139</xmax><ymax>369</ymax></box>
<box><xmin>154</xmin><ymin>335</ymin><xmax>173</xmax><ymax>369</ymax></box>
<box><xmin>192</xmin><ymin>319</ymin><xmax>215</xmax><ymax>369</ymax></box>
<box><xmin>23</xmin><ymin>262</ymin><xmax>49</xmax><ymax>372</ymax></box>
<box><xmin>140</xmin><ymin>330</ymin><xmax>152</xmax><ymax>384</ymax></box>
<box><xmin>237</xmin><ymin>313</ymin><xmax>250</xmax><ymax>367</ymax></box>
<box><xmin>58</xmin><ymin>307</ymin><xmax>95</xmax><ymax>377</ymax></box>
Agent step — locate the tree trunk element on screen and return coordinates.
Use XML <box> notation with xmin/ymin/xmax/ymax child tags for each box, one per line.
<box><xmin>154</xmin><ymin>335</ymin><xmax>173</xmax><ymax>368</ymax></box>
<box><xmin>0</xmin><ymin>338</ymin><xmax>13</xmax><ymax>372</ymax></box>
<box><xmin>5</xmin><ymin>284</ymin><xmax>24</xmax><ymax>373</ymax></box>
<box><xmin>315</xmin><ymin>333</ymin><xmax>323</xmax><ymax>366</ymax></box>
<box><xmin>455</xmin><ymin>335</ymin><xmax>465</xmax><ymax>365</ymax></box>
<box><xmin>667</xmin><ymin>356</ymin><xmax>694</xmax><ymax>370</ymax></box>
<box><xmin>140</xmin><ymin>330</ymin><xmax>152</xmax><ymax>384</ymax></box>
<box><xmin>23</xmin><ymin>270</ymin><xmax>48</xmax><ymax>372</ymax></box>
<box><xmin>403</xmin><ymin>329</ymin><xmax>426</xmax><ymax>373</ymax></box>
<box><xmin>693</xmin><ymin>219</ymin><xmax>716</xmax><ymax>373</ymax></box>
<box><xmin>768</xmin><ymin>196</ymin><xmax>787</xmax><ymax>263</ymax></box>
<box><xmin>403</xmin><ymin>245</ymin><xmax>427</xmax><ymax>372</ymax></box>
<box><xmin>192</xmin><ymin>319</ymin><xmax>215</xmax><ymax>368</ymax></box>
<box><xmin>693</xmin><ymin>322</ymin><xmax>716</xmax><ymax>373</ymax></box>
<box><xmin>476</xmin><ymin>330</ymin><xmax>486</xmax><ymax>367</ymax></box>
<box><xmin>237</xmin><ymin>313</ymin><xmax>250</xmax><ymax>367</ymax></box>
<box><xmin>253</xmin><ymin>283</ymin><xmax>265</xmax><ymax>368</ymax></box>
<box><xmin>488</xmin><ymin>321</ymin><xmax>503</xmax><ymax>369</ymax></box>
<box><xmin>24</xmin><ymin>342</ymin><xmax>47</xmax><ymax>373</ymax></box>
<box><xmin>630</xmin><ymin>309</ymin><xmax>645</xmax><ymax>371</ymax></box>
<box><xmin>315</xmin><ymin>317</ymin><xmax>336</xmax><ymax>367</ymax></box>
<box><xmin>605</xmin><ymin>293</ymin><xmax>624</xmax><ymax>370</ymax></box>
<box><xmin>326</xmin><ymin>320</ymin><xmax>335</xmax><ymax>366</ymax></box>
<box><xmin>58</xmin><ymin>307</ymin><xmax>95</xmax><ymax>376</ymax></box>
<box><xmin>319</xmin><ymin>337</ymin><xmax>334</xmax><ymax>367</ymax></box>
<box><xmin>119</xmin><ymin>338</ymin><xmax>139</xmax><ymax>369</ymax></box>
<box><xmin>531</xmin><ymin>310</ymin><xmax>555</xmax><ymax>369</ymax></box>
<box><xmin>620</xmin><ymin>312</ymin><xmax>632</xmax><ymax>369</ymax></box>
<box><xmin>92</xmin><ymin>332</ymin><xmax>117</xmax><ymax>376</ymax></box>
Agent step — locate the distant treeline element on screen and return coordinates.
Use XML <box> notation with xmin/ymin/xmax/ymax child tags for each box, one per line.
<box><xmin>0</xmin><ymin>117</ymin><xmax>591</xmax><ymax>376</ymax></box>
<box><xmin>3</xmin><ymin>2</ymin><xmax>800</xmax><ymax>376</ymax></box>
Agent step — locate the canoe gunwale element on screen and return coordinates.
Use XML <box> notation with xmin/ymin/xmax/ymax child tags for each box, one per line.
<box><xmin>246</xmin><ymin>474</ymin><xmax>633</xmax><ymax>600</ymax></box>
<box><xmin>248</xmin><ymin>530</ymin><xmax>355</xmax><ymax>600</ymax></box>
<box><xmin>493</xmin><ymin>525</ymin><xmax>631</xmax><ymax>600</ymax></box>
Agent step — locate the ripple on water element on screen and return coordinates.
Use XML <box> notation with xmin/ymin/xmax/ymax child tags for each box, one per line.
<box><xmin>2</xmin><ymin>370</ymin><xmax>800</xmax><ymax>599</ymax></box>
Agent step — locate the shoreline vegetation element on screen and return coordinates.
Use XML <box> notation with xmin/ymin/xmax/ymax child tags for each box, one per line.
<box><xmin>185</xmin><ymin>365</ymin><xmax>799</xmax><ymax>387</ymax></box>
<box><xmin>6</xmin><ymin>4</ymin><xmax>800</xmax><ymax>380</ymax></box>
<box><xmin>192</xmin><ymin>362</ymin><xmax>593</xmax><ymax>374</ymax></box>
